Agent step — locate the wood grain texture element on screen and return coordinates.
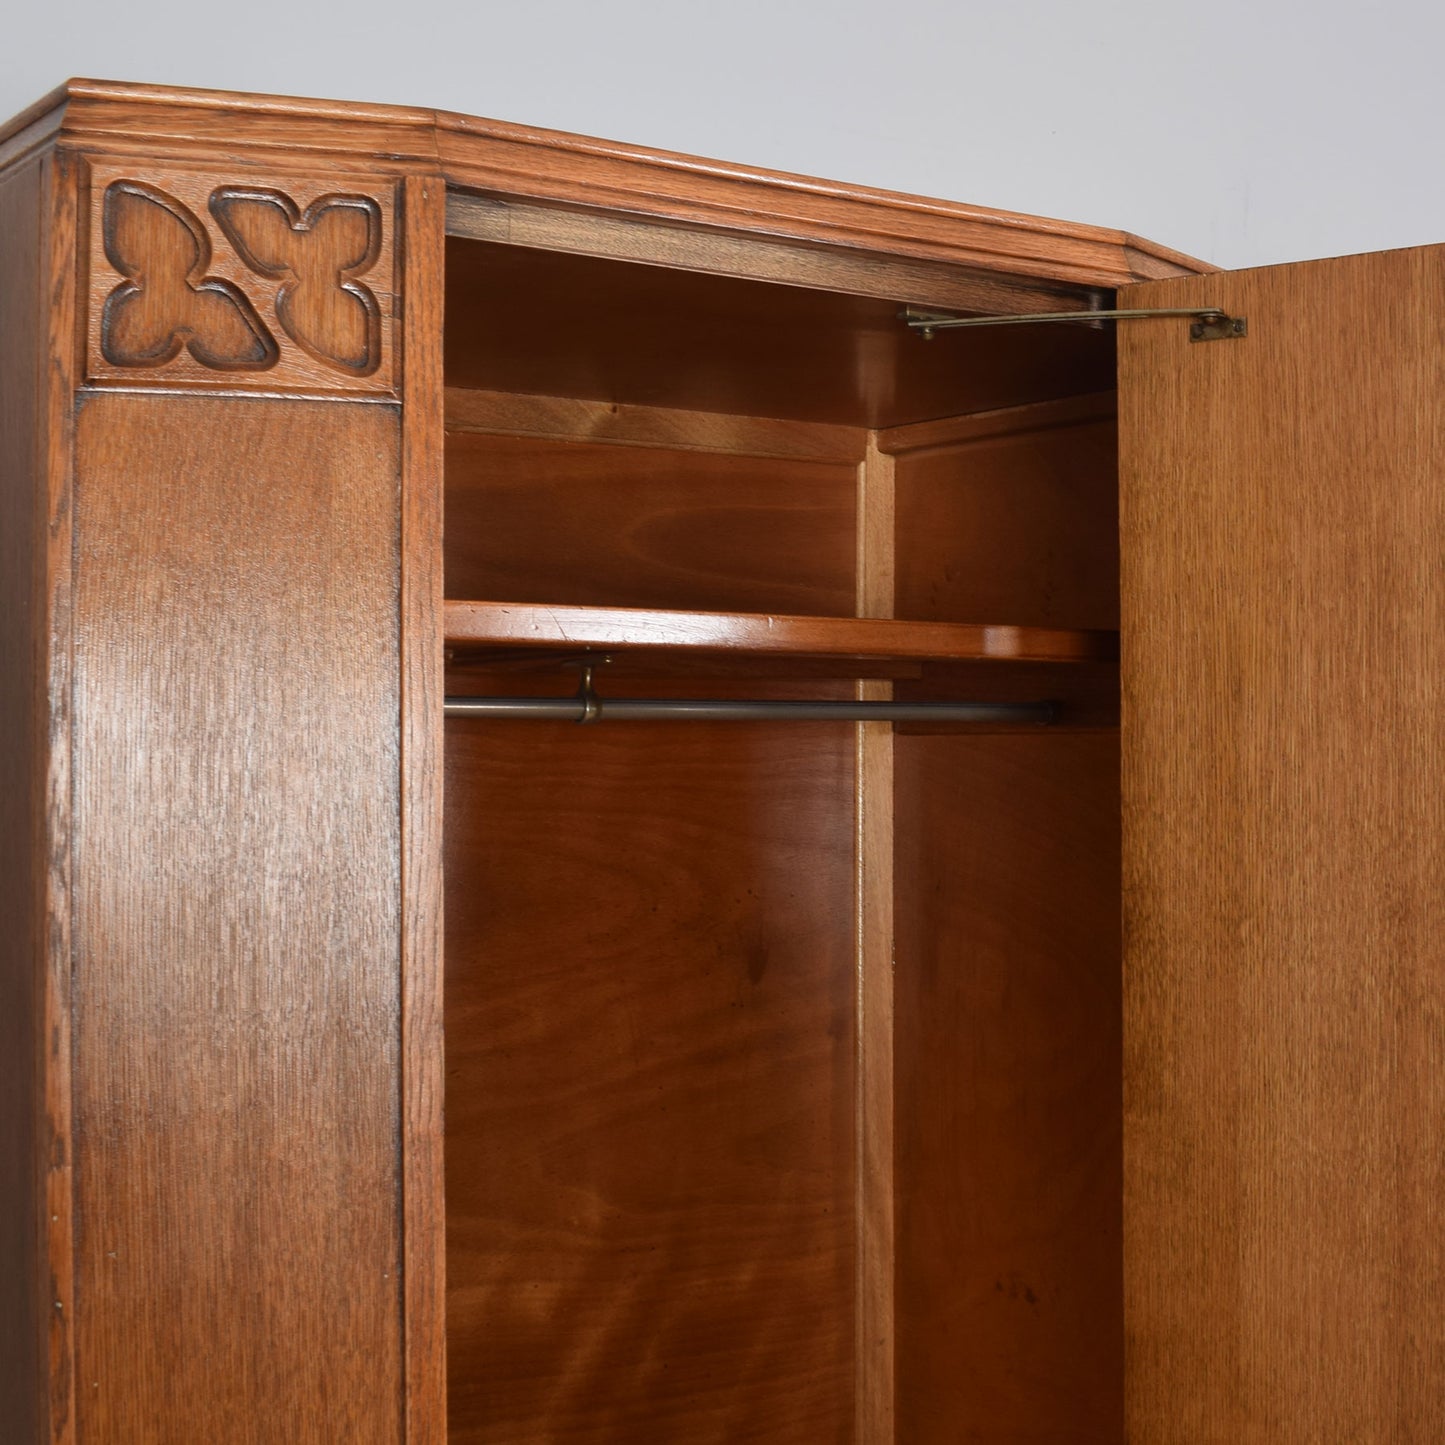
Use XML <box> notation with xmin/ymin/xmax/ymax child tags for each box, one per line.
<box><xmin>1120</xmin><ymin>249</ymin><xmax>1445</xmax><ymax>1442</ymax></box>
<box><xmin>50</xmin><ymin>84</ymin><xmax>440</xmax><ymax>171</ymax></box>
<box><xmin>444</xmin><ymin>601</ymin><xmax>1116</xmax><ymax>665</ymax></box>
<box><xmin>893</xmin><ymin>733</ymin><xmax>1123</xmax><ymax>1443</ymax></box>
<box><xmin>445</xmin><ymin>193</ymin><xmax>1104</xmax><ymax>320</ymax></box>
<box><xmin>39</xmin><ymin>146</ymin><xmax>80</xmax><ymax>1445</ymax></box>
<box><xmin>444</xmin><ymin>431</ymin><xmax>857</xmax><ymax>613</ymax></box>
<box><xmin>23</xmin><ymin>80</ymin><xmax>1209</xmax><ymax>290</ymax></box>
<box><xmin>433</xmin><ymin>120</ymin><xmax>1207</xmax><ymax>292</ymax></box>
<box><xmin>0</xmin><ymin>71</ymin><xmax>1242</xmax><ymax>1445</ymax></box>
<box><xmin>445</xmin><ymin>387</ymin><xmax>865</xmax><ymax>464</ymax></box>
<box><xmin>400</xmin><ymin>172</ymin><xmax>448</xmax><ymax>1445</ymax></box>
<box><xmin>0</xmin><ymin>151</ymin><xmax>45</xmax><ymax>1445</ymax></box>
<box><xmin>444</xmin><ymin>701</ymin><xmax>857</xmax><ymax>1445</ymax></box>
<box><xmin>85</xmin><ymin>159</ymin><xmax>398</xmax><ymax>394</ymax></box>
<box><xmin>71</xmin><ymin>394</ymin><xmax>404</xmax><ymax>1443</ymax></box>
<box><xmin>856</xmin><ymin>435</ymin><xmax>896</xmax><ymax>623</ymax></box>
<box><xmin>444</xmin><ymin>423</ymin><xmax>863</xmax><ymax>1441</ymax></box>
<box><xmin>854</xmin><ymin>706</ymin><xmax>895</xmax><ymax>1445</ymax></box>
<box><xmin>893</xmin><ymin>397</ymin><xmax>1119</xmax><ymax>631</ymax></box>
<box><xmin>875</xmin><ymin>389</ymin><xmax>1116</xmax><ymax>456</ymax></box>
<box><xmin>0</xmin><ymin>143</ymin><xmax>86</xmax><ymax>1445</ymax></box>
<box><xmin>854</xmin><ymin>437</ymin><xmax>895</xmax><ymax>1445</ymax></box>
<box><xmin>444</xmin><ymin>238</ymin><xmax>1116</xmax><ymax>427</ymax></box>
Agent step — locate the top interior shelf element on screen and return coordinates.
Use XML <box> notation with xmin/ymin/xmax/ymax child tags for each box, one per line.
<box><xmin>444</xmin><ymin>601</ymin><xmax>1117</xmax><ymax>665</ymax></box>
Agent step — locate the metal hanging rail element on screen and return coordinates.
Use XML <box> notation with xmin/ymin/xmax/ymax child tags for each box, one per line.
<box><xmin>444</xmin><ymin>696</ymin><xmax>1058</xmax><ymax>724</ymax></box>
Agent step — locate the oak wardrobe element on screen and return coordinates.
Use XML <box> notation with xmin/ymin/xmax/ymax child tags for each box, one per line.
<box><xmin>1</xmin><ymin>79</ymin><xmax>1440</xmax><ymax>1445</ymax></box>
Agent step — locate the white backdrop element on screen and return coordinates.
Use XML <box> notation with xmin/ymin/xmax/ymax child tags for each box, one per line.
<box><xmin>4</xmin><ymin>0</ymin><xmax>1442</xmax><ymax>271</ymax></box>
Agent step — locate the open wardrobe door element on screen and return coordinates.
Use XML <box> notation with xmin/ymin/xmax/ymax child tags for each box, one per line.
<box><xmin>1118</xmin><ymin>246</ymin><xmax>1445</xmax><ymax>1442</ymax></box>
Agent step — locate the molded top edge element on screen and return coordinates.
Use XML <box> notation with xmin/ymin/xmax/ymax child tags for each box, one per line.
<box><xmin>2</xmin><ymin>77</ymin><xmax>1213</xmax><ymax>282</ymax></box>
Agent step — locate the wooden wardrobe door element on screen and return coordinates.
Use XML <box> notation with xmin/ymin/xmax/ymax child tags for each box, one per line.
<box><xmin>1119</xmin><ymin>248</ymin><xmax>1445</xmax><ymax>1442</ymax></box>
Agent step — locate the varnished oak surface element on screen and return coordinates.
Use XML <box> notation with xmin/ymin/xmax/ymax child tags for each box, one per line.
<box><xmin>71</xmin><ymin>394</ymin><xmax>404</xmax><ymax>1443</ymax></box>
<box><xmin>39</xmin><ymin>149</ymin><xmax>80</xmax><ymax>1445</ymax></box>
<box><xmin>446</xmin><ymin>192</ymin><xmax>1097</xmax><ymax>322</ymax></box>
<box><xmin>83</xmin><ymin>162</ymin><xmax>400</xmax><ymax>396</ymax></box>
<box><xmin>889</xmin><ymin>393</ymin><xmax>1120</xmax><ymax>632</ymax></box>
<box><xmin>0</xmin><ymin>152</ymin><xmax>44</xmax><ymax>1445</ymax></box>
<box><xmin>445</xmin><ymin>387</ymin><xmax>865</xmax><ymax>463</ymax></box>
<box><xmin>0</xmin><ymin>69</ymin><xmax>1168</xmax><ymax>1445</ymax></box>
<box><xmin>4</xmin><ymin>79</ymin><xmax>1210</xmax><ymax>291</ymax></box>
<box><xmin>400</xmin><ymin>173</ymin><xmax>448</xmax><ymax>1445</ymax></box>
<box><xmin>853</xmin><ymin>440</ymin><xmax>896</xmax><ymax>1445</ymax></box>
<box><xmin>894</xmin><ymin>733</ymin><xmax>1123</xmax><ymax>1442</ymax></box>
<box><xmin>445</xmin><ymin>430</ymin><xmax>857</xmax><ymax>614</ymax></box>
<box><xmin>875</xmin><ymin>388</ymin><xmax>1115</xmax><ymax>455</ymax></box>
<box><xmin>445</xmin><ymin>600</ymin><xmax>1116</xmax><ymax>665</ymax></box>
<box><xmin>444</xmin><ymin>237</ymin><xmax>1117</xmax><ymax>427</ymax></box>
<box><xmin>1121</xmin><ymin>247</ymin><xmax>1445</xmax><ymax>1441</ymax></box>
<box><xmin>0</xmin><ymin>144</ymin><xmax>81</xmax><ymax>1445</ymax></box>
<box><xmin>445</xmin><ymin>405</ymin><xmax>863</xmax><ymax>1443</ymax></box>
<box><xmin>444</xmin><ymin>708</ymin><xmax>857</xmax><ymax>1444</ymax></box>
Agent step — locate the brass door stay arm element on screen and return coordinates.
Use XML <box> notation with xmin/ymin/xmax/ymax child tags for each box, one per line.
<box><xmin>901</xmin><ymin>306</ymin><xmax>1247</xmax><ymax>342</ymax></box>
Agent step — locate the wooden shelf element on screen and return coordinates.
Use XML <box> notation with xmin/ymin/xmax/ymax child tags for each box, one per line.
<box><xmin>444</xmin><ymin>600</ymin><xmax>1117</xmax><ymax>664</ymax></box>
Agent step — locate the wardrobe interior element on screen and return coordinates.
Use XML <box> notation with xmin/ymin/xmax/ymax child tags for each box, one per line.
<box><xmin>439</xmin><ymin>221</ymin><xmax>1123</xmax><ymax>1444</ymax></box>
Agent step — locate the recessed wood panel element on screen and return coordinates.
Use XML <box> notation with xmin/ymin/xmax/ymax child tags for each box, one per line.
<box><xmin>893</xmin><ymin>733</ymin><xmax>1123</xmax><ymax>1443</ymax></box>
<box><xmin>444</xmin><ymin>704</ymin><xmax>857</xmax><ymax>1445</ymax></box>
<box><xmin>445</xmin><ymin>430</ymin><xmax>857</xmax><ymax>614</ymax></box>
<box><xmin>444</xmin><ymin>237</ymin><xmax>1117</xmax><ymax>427</ymax></box>
<box><xmin>1121</xmin><ymin>249</ymin><xmax>1445</xmax><ymax>1442</ymax></box>
<box><xmin>83</xmin><ymin>160</ymin><xmax>400</xmax><ymax>395</ymax></box>
<box><xmin>71</xmin><ymin>393</ymin><xmax>404</xmax><ymax>1443</ymax></box>
<box><xmin>891</xmin><ymin>401</ymin><xmax>1119</xmax><ymax>631</ymax></box>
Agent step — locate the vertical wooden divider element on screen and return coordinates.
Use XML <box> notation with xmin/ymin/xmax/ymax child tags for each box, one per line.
<box><xmin>855</xmin><ymin>433</ymin><xmax>896</xmax><ymax>1445</ymax></box>
<box><xmin>400</xmin><ymin>171</ymin><xmax>449</xmax><ymax>1445</ymax></box>
<box><xmin>0</xmin><ymin>137</ymin><xmax>79</xmax><ymax>1445</ymax></box>
<box><xmin>41</xmin><ymin>146</ymin><xmax>79</xmax><ymax>1445</ymax></box>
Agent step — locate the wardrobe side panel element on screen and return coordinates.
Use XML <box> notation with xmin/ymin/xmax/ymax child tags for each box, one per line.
<box><xmin>0</xmin><ymin>151</ymin><xmax>45</xmax><ymax>1445</ymax></box>
<box><xmin>70</xmin><ymin>394</ymin><xmax>404</xmax><ymax>1444</ymax></box>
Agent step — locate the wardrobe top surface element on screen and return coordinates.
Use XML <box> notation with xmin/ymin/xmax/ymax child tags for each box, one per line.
<box><xmin>4</xmin><ymin>78</ymin><xmax>1209</xmax><ymax>292</ymax></box>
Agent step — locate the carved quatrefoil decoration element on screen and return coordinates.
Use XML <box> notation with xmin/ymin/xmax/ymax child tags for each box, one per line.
<box><xmin>210</xmin><ymin>188</ymin><xmax>383</xmax><ymax>375</ymax></box>
<box><xmin>90</xmin><ymin>167</ymin><xmax>395</xmax><ymax>392</ymax></box>
<box><xmin>101</xmin><ymin>181</ymin><xmax>279</xmax><ymax>372</ymax></box>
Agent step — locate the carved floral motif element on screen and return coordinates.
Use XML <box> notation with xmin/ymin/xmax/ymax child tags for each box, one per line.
<box><xmin>87</xmin><ymin>165</ymin><xmax>396</xmax><ymax>393</ymax></box>
<box><xmin>101</xmin><ymin>181</ymin><xmax>278</xmax><ymax>371</ymax></box>
<box><xmin>210</xmin><ymin>189</ymin><xmax>383</xmax><ymax>376</ymax></box>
